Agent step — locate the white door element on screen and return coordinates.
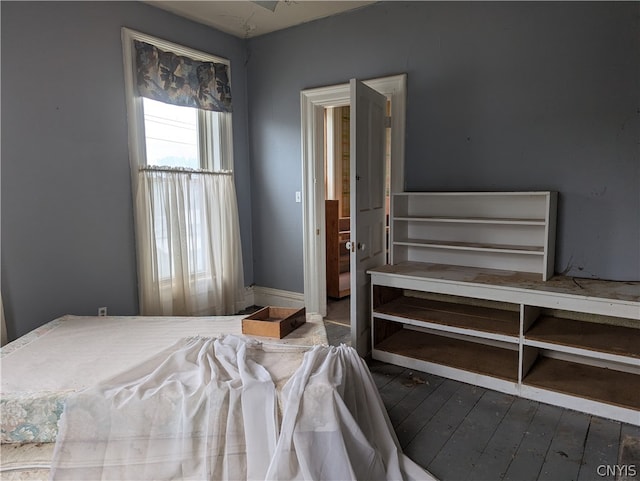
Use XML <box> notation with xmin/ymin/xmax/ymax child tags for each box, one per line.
<box><xmin>349</xmin><ymin>79</ymin><xmax>387</xmax><ymax>356</ymax></box>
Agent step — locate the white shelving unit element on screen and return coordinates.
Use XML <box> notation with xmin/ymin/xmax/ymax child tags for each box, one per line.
<box><xmin>371</xmin><ymin>191</ymin><xmax>639</xmax><ymax>424</ymax></box>
<box><xmin>369</xmin><ymin>265</ymin><xmax>640</xmax><ymax>425</ymax></box>
<box><xmin>391</xmin><ymin>192</ymin><xmax>557</xmax><ymax>280</ymax></box>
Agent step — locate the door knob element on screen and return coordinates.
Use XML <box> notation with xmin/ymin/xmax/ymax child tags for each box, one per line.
<box><xmin>358</xmin><ymin>243</ymin><xmax>366</xmax><ymax>251</ymax></box>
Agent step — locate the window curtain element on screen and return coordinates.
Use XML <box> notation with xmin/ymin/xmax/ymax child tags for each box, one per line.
<box><xmin>134</xmin><ymin>40</ymin><xmax>232</xmax><ymax>113</ymax></box>
<box><xmin>135</xmin><ymin>169</ymin><xmax>244</xmax><ymax>316</ymax></box>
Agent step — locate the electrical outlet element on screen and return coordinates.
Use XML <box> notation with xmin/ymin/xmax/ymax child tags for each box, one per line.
<box><xmin>98</xmin><ymin>307</ymin><xmax>108</xmax><ymax>316</ymax></box>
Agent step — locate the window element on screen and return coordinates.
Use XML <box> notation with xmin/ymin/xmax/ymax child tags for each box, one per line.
<box><xmin>122</xmin><ymin>28</ymin><xmax>244</xmax><ymax>316</ymax></box>
<box><xmin>143</xmin><ymin>98</ymin><xmax>199</xmax><ymax>168</ymax></box>
<box><xmin>142</xmin><ymin>98</ymin><xmax>233</xmax><ymax>172</ymax></box>
<box><xmin>121</xmin><ymin>28</ymin><xmax>234</xmax><ymax>173</ymax></box>
<box><xmin>142</xmin><ymin>98</ymin><xmax>221</xmax><ymax>282</ymax></box>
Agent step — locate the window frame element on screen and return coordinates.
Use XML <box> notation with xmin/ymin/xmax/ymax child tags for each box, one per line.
<box><xmin>121</xmin><ymin>28</ymin><xmax>234</xmax><ymax>192</ymax></box>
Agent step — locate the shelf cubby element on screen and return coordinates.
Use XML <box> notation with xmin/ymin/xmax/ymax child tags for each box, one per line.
<box><xmin>525</xmin><ymin>315</ymin><xmax>640</xmax><ymax>361</ymax></box>
<box><xmin>373</xmin><ymin>323</ymin><xmax>519</xmax><ymax>383</ymax></box>
<box><xmin>523</xmin><ymin>356</ymin><xmax>640</xmax><ymax>412</ymax></box>
<box><xmin>374</xmin><ymin>293</ymin><xmax>520</xmax><ymax>340</ymax></box>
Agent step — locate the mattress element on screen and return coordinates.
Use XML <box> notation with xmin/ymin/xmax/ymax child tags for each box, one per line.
<box><xmin>0</xmin><ymin>316</ymin><xmax>436</xmax><ymax>481</ymax></box>
<box><xmin>1</xmin><ymin>314</ymin><xmax>327</xmax><ymax>444</ymax></box>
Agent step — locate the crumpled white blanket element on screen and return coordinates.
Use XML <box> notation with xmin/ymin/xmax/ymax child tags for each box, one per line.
<box><xmin>49</xmin><ymin>336</ymin><xmax>434</xmax><ymax>481</ymax></box>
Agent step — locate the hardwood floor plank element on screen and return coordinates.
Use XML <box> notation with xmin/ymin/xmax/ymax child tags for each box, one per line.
<box><xmin>394</xmin><ymin>378</ymin><xmax>461</xmax><ymax>449</ymax></box>
<box><xmin>619</xmin><ymin>423</ymin><xmax>640</xmax><ymax>443</ymax></box>
<box><xmin>404</xmin><ymin>383</ymin><xmax>486</xmax><ymax>472</ymax></box>
<box><xmin>428</xmin><ymin>389</ymin><xmax>513</xmax><ymax>480</ymax></box>
<box><xmin>502</xmin><ymin>403</ymin><xmax>563</xmax><ymax>481</ymax></box>
<box><xmin>618</xmin><ymin>424</ymin><xmax>640</xmax><ymax>481</ymax></box>
<box><xmin>323</xmin><ymin>320</ymin><xmax>351</xmax><ymax>346</ymax></box>
<box><xmin>377</xmin><ymin>367</ymin><xmax>425</xmax><ymax>412</ymax></box>
<box><xmin>366</xmin><ymin>358</ymin><xmax>632</xmax><ymax>481</ymax></box>
<box><xmin>467</xmin><ymin>397</ymin><xmax>539</xmax><ymax>481</ymax></box>
<box><xmin>577</xmin><ymin>417</ymin><xmax>621</xmax><ymax>481</ymax></box>
<box><xmin>386</xmin><ymin>372</ymin><xmax>445</xmax><ymax>429</ymax></box>
<box><xmin>538</xmin><ymin>409</ymin><xmax>591</xmax><ymax>481</ymax></box>
<box><xmin>368</xmin><ymin>359</ymin><xmax>407</xmax><ymax>390</ymax></box>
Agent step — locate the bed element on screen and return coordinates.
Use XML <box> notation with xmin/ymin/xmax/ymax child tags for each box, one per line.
<box><xmin>1</xmin><ymin>314</ymin><xmax>435</xmax><ymax>480</ymax></box>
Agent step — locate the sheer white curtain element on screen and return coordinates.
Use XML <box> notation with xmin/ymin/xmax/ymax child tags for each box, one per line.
<box><xmin>135</xmin><ymin>169</ymin><xmax>244</xmax><ymax>316</ymax></box>
<box><xmin>50</xmin><ymin>337</ymin><xmax>434</xmax><ymax>481</ymax></box>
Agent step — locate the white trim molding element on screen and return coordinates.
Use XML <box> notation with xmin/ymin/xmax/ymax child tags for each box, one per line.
<box><xmin>252</xmin><ymin>286</ymin><xmax>305</xmax><ymax>309</ymax></box>
<box><xmin>300</xmin><ymin>74</ymin><xmax>407</xmax><ymax>318</ymax></box>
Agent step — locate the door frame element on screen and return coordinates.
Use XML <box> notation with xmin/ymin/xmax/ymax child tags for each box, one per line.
<box><xmin>300</xmin><ymin>74</ymin><xmax>406</xmax><ymax>317</ymax></box>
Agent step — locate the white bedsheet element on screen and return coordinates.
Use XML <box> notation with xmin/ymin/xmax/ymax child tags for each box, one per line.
<box><xmin>1</xmin><ymin>315</ymin><xmax>327</xmax><ymax>444</ymax></box>
<box><xmin>2</xmin><ymin>316</ymin><xmax>245</xmax><ymax>394</ymax></box>
<box><xmin>49</xmin><ymin>336</ymin><xmax>435</xmax><ymax>481</ymax></box>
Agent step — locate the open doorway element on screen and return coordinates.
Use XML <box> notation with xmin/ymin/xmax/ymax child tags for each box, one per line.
<box><xmin>324</xmin><ymin>106</ymin><xmax>351</xmax><ymax>301</ymax></box>
<box><xmin>323</xmin><ymin>104</ymin><xmax>392</xmax><ymax>328</ymax></box>
<box><xmin>300</xmin><ymin>74</ymin><xmax>406</xmax><ymax>324</ymax></box>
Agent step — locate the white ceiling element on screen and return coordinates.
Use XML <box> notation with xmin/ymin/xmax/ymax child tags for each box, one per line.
<box><xmin>146</xmin><ymin>1</ymin><xmax>376</xmax><ymax>39</ymax></box>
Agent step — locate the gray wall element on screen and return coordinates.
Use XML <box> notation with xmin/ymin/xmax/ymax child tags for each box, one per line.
<box><xmin>2</xmin><ymin>1</ymin><xmax>638</xmax><ymax>341</ymax></box>
<box><xmin>247</xmin><ymin>1</ymin><xmax>639</xmax><ymax>292</ymax></box>
<box><xmin>1</xmin><ymin>1</ymin><xmax>253</xmax><ymax>340</ymax></box>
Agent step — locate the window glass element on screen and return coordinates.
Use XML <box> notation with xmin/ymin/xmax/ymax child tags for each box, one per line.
<box><xmin>143</xmin><ymin>98</ymin><xmax>199</xmax><ymax>169</ymax></box>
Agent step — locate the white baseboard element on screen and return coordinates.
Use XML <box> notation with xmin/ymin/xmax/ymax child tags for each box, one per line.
<box><xmin>238</xmin><ymin>286</ymin><xmax>255</xmax><ymax>311</ymax></box>
<box><xmin>243</xmin><ymin>286</ymin><xmax>322</xmax><ymax>321</ymax></box>
<box><xmin>252</xmin><ymin>286</ymin><xmax>305</xmax><ymax>309</ymax></box>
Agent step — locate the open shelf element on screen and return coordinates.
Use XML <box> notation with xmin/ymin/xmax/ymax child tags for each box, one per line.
<box><xmin>374</xmin><ymin>326</ymin><xmax>519</xmax><ymax>382</ymax></box>
<box><xmin>394</xmin><ymin>238</ymin><xmax>544</xmax><ymax>255</ymax></box>
<box><xmin>523</xmin><ymin>357</ymin><xmax>640</xmax><ymax>411</ymax></box>
<box><xmin>374</xmin><ymin>295</ymin><xmax>520</xmax><ymax>339</ymax></box>
<box><xmin>394</xmin><ymin>216</ymin><xmax>546</xmax><ymax>226</ymax></box>
<box><xmin>526</xmin><ymin>316</ymin><xmax>640</xmax><ymax>359</ymax></box>
<box><xmin>391</xmin><ymin>191</ymin><xmax>556</xmax><ymax>280</ymax></box>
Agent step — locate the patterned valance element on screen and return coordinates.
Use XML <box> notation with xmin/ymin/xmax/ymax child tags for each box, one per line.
<box><xmin>134</xmin><ymin>40</ymin><xmax>232</xmax><ymax>113</ymax></box>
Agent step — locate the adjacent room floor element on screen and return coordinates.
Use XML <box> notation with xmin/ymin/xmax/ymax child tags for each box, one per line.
<box><xmin>324</xmin><ymin>297</ymin><xmax>640</xmax><ymax>481</ymax></box>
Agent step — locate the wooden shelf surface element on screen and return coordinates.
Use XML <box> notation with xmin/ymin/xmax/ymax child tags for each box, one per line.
<box><xmin>394</xmin><ymin>216</ymin><xmax>546</xmax><ymax>226</ymax></box>
<box><xmin>374</xmin><ymin>328</ymin><xmax>519</xmax><ymax>382</ymax></box>
<box><xmin>524</xmin><ymin>357</ymin><xmax>640</xmax><ymax>411</ymax></box>
<box><xmin>375</xmin><ymin>296</ymin><xmax>520</xmax><ymax>338</ymax></box>
<box><xmin>368</xmin><ymin>262</ymin><xmax>640</xmax><ymax>306</ymax></box>
<box><xmin>526</xmin><ymin>316</ymin><xmax>640</xmax><ymax>359</ymax></box>
<box><xmin>394</xmin><ymin>239</ymin><xmax>544</xmax><ymax>255</ymax></box>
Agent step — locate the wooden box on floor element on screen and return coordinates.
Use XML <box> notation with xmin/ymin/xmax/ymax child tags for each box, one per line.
<box><xmin>242</xmin><ymin>307</ymin><xmax>306</xmax><ymax>339</ymax></box>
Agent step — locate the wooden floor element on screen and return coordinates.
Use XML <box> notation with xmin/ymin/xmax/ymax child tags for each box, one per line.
<box><xmin>369</xmin><ymin>361</ymin><xmax>639</xmax><ymax>481</ymax></box>
<box><xmin>323</xmin><ymin>298</ymin><xmax>640</xmax><ymax>481</ymax></box>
